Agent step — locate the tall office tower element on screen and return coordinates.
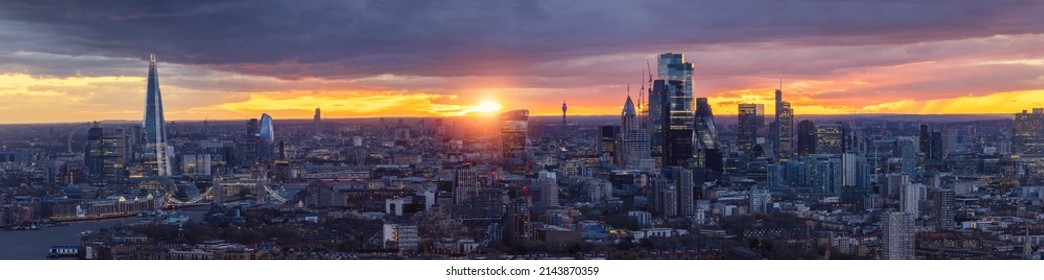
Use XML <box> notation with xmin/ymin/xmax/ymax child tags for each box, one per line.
<box><xmin>940</xmin><ymin>129</ymin><xmax>957</xmax><ymax>158</ymax></box>
<box><xmin>85</xmin><ymin>123</ymin><xmax>128</xmax><ymax>182</ymax></box>
<box><xmin>693</xmin><ymin>98</ymin><xmax>721</xmax><ymax>170</ymax></box>
<box><xmin>453</xmin><ymin>166</ymin><xmax>479</xmax><ymax>205</ymax></box>
<box><xmin>246</xmin><ymin>118</ymin><xmax>259</xmax><ymax>138</ymax></box>
<box><xmin>537</xmin><ymin>170</ymin><xmax>559</xmax><ymax>208</ymax></box>
<box><xmin>929</xmin><ymin>131</ymin><xmax>943</xmax><ymax>161</ymax></box>
<box><xmin>314</xmin><ymin>108</ymin><xmax>321</xmax><ymax>135</ymax></box>
<box><xmin>900</xmin><ymin>183</ymin><xmax>920</xmax><ymax>218</ymax></box>
<box><xmin>1013</xmin><ymin>108</ymin><xmax>1044</xmax><ymax>154</ymax></box>
<box><xmin>657</xmin><ymin>53</ymin><xmax>694</xmax><ymax>96</ymax></box>
<box><xmin>598</xmin><ymin>125</ymin><xmax>620</xmax><ymax>164</ymax></box>
<box><xmin>797</xmin><ymin>120</ymin><xmax>816</xmax><ymax>156</ymax></box>
<box><xmin>504</xmin><ymin>198</ymin><xmax>531</xmax><ymax>245</ymax></box>
<box><xmin>258</xmin><ymin>113</ymin><xmax>275</xmax><ymax>162</ymax></box>
<box><xmin>737</xmin><ymin>104</ymin><xmax>765</xmax><ymax>155</ymax></box>
<box><xmin>498</xmin><ymin>109</ymin><xmax>530</xmax><ymax>172</ymax></box>
<box><xmin>815</xmin><ymin>123</ymin><xmax>844</xmax><ymax>154</ymax></box>
<box><xmin>895</xmin><ymin>136</ymin><xmax>918</xmax><ymax>176</ymax></box>
<box><xmin>919</xmin><ymin>124</ymin><xmax>930</xmax><ymax>153</ymax></box>
<box><xmin>650</xmin><ymin>80</ymin><xmax>694</xmax><ymax>166</ymax></box>
<box><xmin>142</xmin><ymin>54</ymin><xmax>172</xmax><ymax>177</ymax></box>
<box><xmin>649</xmin><ymin>53</ymin><xmax>696</xmax><ymax>167</ymax></box>
<box><xmin>777</xmin><ymin>101</ymin><xmax>794</xmax><ymax>160</ymax></box>
<box><xmin>670</xmin><ymin>167</ymin><xmax>695</xmax><ymax>216</ymax></box>
<box><xmin>648</xmin><ymin>80</ymin><xmax>667</xmax><ymax>165</ymax></box>
<box><xmin>930</xmin><ymin>188</ymin><xmax>956</xmax><ymax>230</ymax></box>
<box><xmin>881</xmin><ymin>212</ymin><xmax>915</xmax><ymax>260</ymax></box>
<box><xmin>618</xmin><ymin>96</ymin><xmax>650</xmax><ymax>168</ymax></box>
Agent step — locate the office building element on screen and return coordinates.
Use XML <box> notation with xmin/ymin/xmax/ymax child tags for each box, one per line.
<box><xmin>499</xmin><ymin>109</ymin><xmax>529</xmax><ymax>157</ymax></box>
<box><xmin>797</xmin><ymin>120</ymin><xmax>816</xmax><ymax>156</ymax></box>
<box><xmin>895</xmin><ymin>136</ymin><xmax>918</xmax><ymax>176</ymax></box>
<box><xmin>815</xmin><ymin>123</ymin><xmax>844</xmax><ymax>154</ymax></box>
<box><xmin>598</xmin><ymin>125</ymin><xmax>620</xmax><ymax>163</ymax></box>
<box><xmin>1013</xmin><ymin>108</ymin><xmax>1044</xmax><ymax>154</ymax></box>
<box><xmin>85</xmin><ymin>123</ymin><xmax>128</xmax><ymax>182</ymax></box>
<box><xmin>537</xmin><ymin>170</ymin><xmax>559</xmax><ymax>208</ymax></box>
<box><xmin>738</xmin><ymin>104</ymin><xmax>765</xmax><ymax>155</ymax></box>
<box><xmin>777</xmin><ymin>101</ymin><xmax>794</xmax><ymax>160</ymax></box>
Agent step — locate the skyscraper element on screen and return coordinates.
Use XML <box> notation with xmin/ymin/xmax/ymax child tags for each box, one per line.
<box><xmin>598</xmin><ymin>125</ymin><xmax>620</xmax><ymax>164</ymax></box>
<box><xmin>258</xmin><ymin>113</ymin><xmax>275</xmax><ymax>161</ymax></box>
<box><xmin>940</xmin><ymin>129</ymin><xmax>957</xmax><ymax>158</ymax></box>
<box><xmin>648</xmin><ymin>53</ymin><xmax>696</xmax><ymax>167</ymax></box>
<box><xmin>314</xmin><ymin>108</ymin><xmax>321</xmax><ymax>135</ymax></box>
<box><xmin>797</xmin><ymin>120</ymin><xmax>816</xmax><ymax>156</ymax></box>
<box><xmin>670</xmin><ymin>167</ymin><xmax>694</xmax><ymax>216</ymax></box>
<box><xmin>1013</xmin><ymin>108</ymin><xmax>1044</xmax><ymax>154</ymax></box>
<box><xmin>496</xmin><ymin>109</ymin><xmax>530</xmax><ymax>161</ymax></box>
<box><xmin>919</xmin><ymin>124</ymin><xmax>930</xmax><ymax>153</ymax></box>
<box><xmin>900</xmin><ymin>183</ymin><xmax>920</xmax><ymax>218</ymax></box>
<box><xmin>85</xmin><ymin>123</ymin><xmax>128</xmax><ymax>182</ymax></box>
<box><xmin>815</xmin><ymin>123</ymin><xmax>844</xmax><ymax>154</ymax></box>
<box><xmin>930</xmin><ymin>188</ymin><xmax>956</xmax><ymax>231</ymax></box>
<box><xmin>142</xmin><ymin>54</ymin><xmax>172</xmax><ymax>176</ymax></box>
<box><xmin>537</xmin><ymin>170</ymin><xmax>559</xmax><ymax>208</ymax></box>
<box><xmin>618</xmin><ymin>96</ymin><xmax>650</xmax><ymax>168</ymax></box>
<box><xmin>650</xmin><ymin>79</ymin><xmax>694</xmax><ymax>166</ymax></box>
<box><xmin>881</xmin><ymin>212</ymin><xmax>915</xmax><ymax>260</ymax></box>
<box><xmin>895</xmin><ymin>136</ymin><xmax>917</xmax><ymax>176</ymax></box>
<box><xmin>737</xmin><ymin>103</ymin><xmax>765</xmax><ymax>155</ymax></box>
<box><xmin>693</xmin><ymin>97</ymin><xmax>721</xmax><ymax>170</ymax></box>
<box><xmin>777</xmin><ymin>101</ymin><xmax>794</xmax><ymax>160</ymax></box>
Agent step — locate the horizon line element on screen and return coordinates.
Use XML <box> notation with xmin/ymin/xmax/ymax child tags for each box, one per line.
<box><xmin>0</xmin><ymin>112</ymin><xmax>1018</xmax><ymax>125</ymax></box>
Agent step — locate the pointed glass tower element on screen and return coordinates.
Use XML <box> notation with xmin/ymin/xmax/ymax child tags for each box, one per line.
<box><xmin>143</xmin><ymin>54</ymin><xmax>171</xmax><ymax>176</ymax></box>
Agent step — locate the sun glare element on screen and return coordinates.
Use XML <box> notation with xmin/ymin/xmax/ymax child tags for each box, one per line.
<box><xmin>472</xmin><ymin>100</ymin><xmax>504</xmax><ymax>113</ymax></box>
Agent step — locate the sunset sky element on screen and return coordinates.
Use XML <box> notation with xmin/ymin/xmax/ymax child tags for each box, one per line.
<box><xmin>1</xmin><ymin>0</ymin><xmax>1043</xmax><ymax>123</ymax></box>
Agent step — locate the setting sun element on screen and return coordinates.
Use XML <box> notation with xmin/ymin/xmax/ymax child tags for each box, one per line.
<box><xmin>470</xmin><ymin>100</ymin><xmax>504</xmax><ymax>114</ymax></box>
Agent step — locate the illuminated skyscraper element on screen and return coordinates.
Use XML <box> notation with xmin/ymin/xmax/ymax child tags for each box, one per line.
<box><xmin>142</xmin><ymin>54</ymin><xmax>172</xmax><ymax>176</ymax></box>
<box><xmin>815</xmin><ymin>123</ymin><xmax>844</xmax><ymax>154</ymax></box>
<box><xmin>647</xmin><ymin>53</ymin><xmax>696</xmax><ymax>167</ymax></box>
<box><xmin>1013</xmin><ymin>108</ymin><xmax>1044</xmax><ymax>154</ymax></box>
<box><xmin>496</xmin><ymin>109</ymin><xmax>530</xmax><ymax>161</ymax></box>
<box><xmin>776</xmin><ymin>100</ymin><xmax>794</xmax><ymax>160</ymax></box>
<box><xmin>85</xmin><ymin>123</ymin><xmax>128</xmax><ymax>182</ymax></box>
<box><xmin>737</xmin><ymin>104</ymin><xmax>765</xmax><ymax>155</ymax></box>
<box><xmin>258</xmin><ymin>113</ymin><xmax>275</xmax><ymax>161</ymax></box>
<box><xmin>693</xmin><ymin>98</ymin><xmax>718</xmax><ymax>150</ymax></box>
<box><xmin>693</xmin><ymin>98</ymin><xmax>721</xmax><ymax>170</ymax></box>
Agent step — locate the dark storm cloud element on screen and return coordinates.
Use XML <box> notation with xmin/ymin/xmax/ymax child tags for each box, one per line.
<box><xmin>0</xmin><ymin>0</ymin><xmax>1042</xmax><ymax>79</ymax></box>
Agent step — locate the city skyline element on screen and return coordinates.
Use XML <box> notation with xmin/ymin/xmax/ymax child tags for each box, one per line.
<box><xmin>2</xmin><ymin>1</ymin><xmax>1044</xmax><ymax>123</ymax></box>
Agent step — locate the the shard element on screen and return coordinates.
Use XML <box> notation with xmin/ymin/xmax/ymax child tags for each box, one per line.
<box><xmin>143</xmin><ymin>54</ymin><xmax>172</xmax><ymax>176</ymax></box>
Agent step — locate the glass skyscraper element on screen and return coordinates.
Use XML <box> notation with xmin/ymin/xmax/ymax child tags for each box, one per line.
<box><xmin>142</xmin><ymin>54</ymin><xmax>172</xmax><ymax>176</ymax></box>
<box><xmin>738</xmin><ymin>103</ymin><xmax>765</xmax><ymax>155</ymax></box>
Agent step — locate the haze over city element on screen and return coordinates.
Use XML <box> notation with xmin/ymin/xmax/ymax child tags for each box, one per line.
<box><xmin>1</xmin><ymin>0</ymin><xmax>1043</xmax><ymax>123</ymax></box>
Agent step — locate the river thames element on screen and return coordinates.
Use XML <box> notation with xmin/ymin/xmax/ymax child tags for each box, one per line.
<box><xmin>0</xmin><ymin>206</ymin><xmax>208</xmax><ymax>260</ymax></box>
